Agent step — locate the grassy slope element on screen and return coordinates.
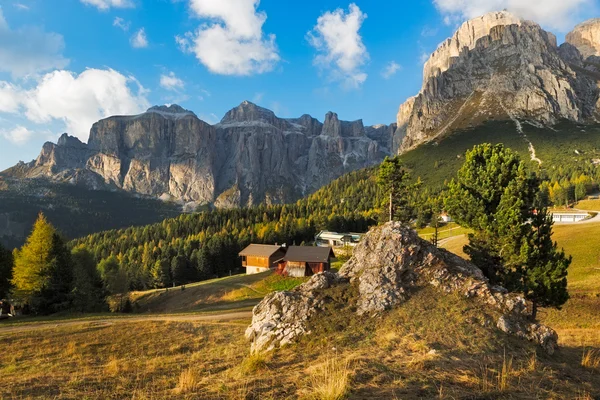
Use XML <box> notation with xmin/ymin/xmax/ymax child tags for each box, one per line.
<box><xmin>2</xmin><ymin>285</ymin><xmax>598</xmax><ymax>399</ymax></box>
<box><xmin>130</xmin><ymin>272</ymin><xmax>307</xmax><ymax>313</ymax></box>
<box><xmin>0</xmin><ymin>178</ymin><xmax>181</xmax><ymax>249</ymax></box>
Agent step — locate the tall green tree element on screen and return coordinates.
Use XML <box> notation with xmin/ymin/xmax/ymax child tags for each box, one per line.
<box><xmin>0</xmin><ymin>243</ymin><xmax>13</xmax><ymax>299</ymax></box>
<box><xmin>377</xmin><ymin>157</ymin><xmax>414</xmax><ymax>223</ymax></box>
<box><xmin>12</xmin><ymin>213</ymin><xmax>74</xmax><ymax>314</ymax></box>
<box><xmin>99</xmin><ymin>256</ymin><xmax>129</xmax><ymax>312</ymax></box>
<box><xmin>446</xmin><ymin>144</ymin><xmax>570</xmax><ymax>316</ymax></box>
<box><xmin>445</xmin><ymin>144</ymin><xmax>537</xmax><ymax>288</ymax></box>
<box><xmin>71</xmin><ymin>245</ymin><xmax>107</xmax><ymax>312</ymax></box>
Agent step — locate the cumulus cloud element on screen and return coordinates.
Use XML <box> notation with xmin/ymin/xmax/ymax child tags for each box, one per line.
<box><xmin>0</xmin><ymin>68</ymin><xmax>150</xmax><ymax>140</ymax></box>
<box><xmin>1</xmin><ymin>125</ymin><xmax>33</xmax><ymax>145</ymax></box>
<box><xmin>113</xmin><ymin>17</ymin><xmax>130</xmax><ymax>31</ymax></box>
<box><xmin>0</xmin><ymin>8</ymin><xmax>69</xmax><ymax>77</ymax></box>
<box><xmin>432</xmin><ymin>0</ymin><xmax>592</xmax><ymax>31</ymax></box>
<box><xmin>381</xmin><ymin>61</ymin><xmax>402</xmax><ymax>79</ymax></box>
<box><xmin>80</xmin><ymin>0</ymin><xmax>134</xmax><ymax>10</ymax></box>
<box><xmin>307</xmin><ymin>3</ymin><xmax>369</xmax><ymax>89</ymax></box>
<box><xmin>160</xmin><ymin>72</ymin><xmax>185</xmax><ymax>91</ymax></box>
<box><xmin>130</xmin><ymin>28</ymin><xmax>148</xmax><ymax>48</ymax></box>
<box><xmin>176</xmin><ymin>0</ymin><xmax>279</xmax><ymax>76</ymax></box>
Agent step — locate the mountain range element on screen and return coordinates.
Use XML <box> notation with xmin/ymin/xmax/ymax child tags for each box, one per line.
<box><xmin>2</xmin><ymin>11</ymin><xmax>600</xmax><ymax>246</ymax></box>
<box><xmin>1</xmin><ymin>102</ymin><xmax>397</xmax><ymax>208</ymax></box>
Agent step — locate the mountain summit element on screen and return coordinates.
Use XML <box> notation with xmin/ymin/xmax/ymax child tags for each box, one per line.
<box><xmin>395</xmin><ymin>11</ymin><xmax>600</xmax><ymax>153</ymax></box>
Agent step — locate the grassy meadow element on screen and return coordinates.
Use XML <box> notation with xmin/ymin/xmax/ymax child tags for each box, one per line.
<box><xmin>2</xmin><ymin>286</ymin><xmax>599</xmax><ymax>399</ymax></box>
<box><xmin>2</xmin><ymin>213</ymin><xmax>600</xmax><ymax>398</ymax></box>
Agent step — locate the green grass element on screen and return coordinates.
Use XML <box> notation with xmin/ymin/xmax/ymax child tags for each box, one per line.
<box><xmin>575</xmin><ymin>198</ymin><xmax>600</xmax><ymax>211</ymax></box>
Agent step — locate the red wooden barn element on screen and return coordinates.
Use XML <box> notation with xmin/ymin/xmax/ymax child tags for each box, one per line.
<box><xmin>276</xmin><ymin>246</ymin><xmax>336</xmax><ymax>277</ymax></box>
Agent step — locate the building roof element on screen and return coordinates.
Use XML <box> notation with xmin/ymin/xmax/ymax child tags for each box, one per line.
<box><xmin>239</xmin><ymin>244</ymin><xmax>284</xmax><ymax>258</ymax></box>
<box><xmin>283</xmin><ymin>246</ymin><xmax>335</xmax><ymax>263</ymax></box>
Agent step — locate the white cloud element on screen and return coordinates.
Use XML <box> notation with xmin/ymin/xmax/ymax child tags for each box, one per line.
<box><xmin>0</xmin><ymin>68</ymin><xmax>150</xmax><ymax>141</ymax></box>
<box><xmin>0</xmin><ymin>8</ymin><xmax>68</xmax><ymax>77</ymax></box>
<box><xmin>176</xmin><ymin>0</ymin><xmax>279</xmax><ymax>76</ymax></box>
<box><xmin>13</xmin><ymin>3</ymin><xmax>30</xmax><ymax>11</ymax></box>
<box><xmin>160</xmin><ymin>72</ymin><xmax>185</xmax><ymax>91</ymax></box>
<box><xmin>432</xmin><ymin>0</ymin><xmax>592</xmax><ymax>31</ymax></box>
<box><xmin>113</xmin><ymin>17</ymin><xmax>130</xmax><ymax>31</ymax></box>
<box><xmin>80</xmin><ymin>0</ymin><xmax>134</xmax><ymax>10</ymax></box>
<box><xmin>252</xmin><ymin>92</ymin><xmax>264</xmax><ymax>103</ymax></box>
<box><xmin>130</xmin><ymin>28</ymin><xmax>148</xmax><ymax>48</ymax></box>
<box><xmin>1</xmin><ymin>125</ymin><xmax>32</xmax><ymax>145</ymax></box>
<box><xmin>307</xmin><ymin>3</ymin><xmax>369</xmax><ymax>89</ymax></box>
<box><xmin>381</xmin><ymin>61</ymin><xmax>402</xmax><ymax>79</ymax></box>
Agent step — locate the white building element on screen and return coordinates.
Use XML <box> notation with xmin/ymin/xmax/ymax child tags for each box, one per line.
<box><xmin>315</xmin><ymin>231</ymin><xmax>363</xmax><ymax>247</ymax></box>
<box><xmin>550</xmin><ymin>212</ymin><xmax>590</xmax><ymax>223</ymax></box>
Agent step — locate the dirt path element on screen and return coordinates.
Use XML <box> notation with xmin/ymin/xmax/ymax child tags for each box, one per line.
<box><xmin>0</xmin><ymin>311</ymin><xmax>253</xmax><ymax>335</ymax></box>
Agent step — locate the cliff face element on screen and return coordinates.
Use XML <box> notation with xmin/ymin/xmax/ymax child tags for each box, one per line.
<box><xmin>3</xmin><ymin>103</ymin><xmax>392</xmax><ymax>207</ymax></box>
<box><xmin>396</xmin><ymin>12</ymin><xmax>600</xmax><ymax>153</ymax></box>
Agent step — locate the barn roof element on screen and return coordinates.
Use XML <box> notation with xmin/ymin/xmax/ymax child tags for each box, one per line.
<box><xmin>283</xmin><ymin>246</ymin><xmax>335</xmax><ymax>263</ymax></box>
<box><xmin>239</xmin><ymin>244</ymin><xmax>284</xmax><ymax>258</ymax></box>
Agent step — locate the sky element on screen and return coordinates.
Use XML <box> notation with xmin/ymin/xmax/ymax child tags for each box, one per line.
<box><xmin>0</xmin><ymin>0</ymin><xmax>597</xmax><ymax>171</ymax></box>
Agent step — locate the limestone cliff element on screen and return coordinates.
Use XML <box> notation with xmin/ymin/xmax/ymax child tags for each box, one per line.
<box><xmin>396</xmin><ymin>12</ymin><xmax>600</xmax><ymax>153</ymax></box>
<box><xmin>2</xmin><ymin>102</ymin><xmax>392</xmax><ymax>207</ymax></box>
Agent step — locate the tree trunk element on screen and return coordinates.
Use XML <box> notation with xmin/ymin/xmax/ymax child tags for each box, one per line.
<box><xmin>389</xmin><ymin>190</ymin><xmax>393</xmax><ymax>222</ymax></box>
<box><xmin>531</xmin><ymin>300</ymin><xmax>538</xmax><ymax>320</ymax></box>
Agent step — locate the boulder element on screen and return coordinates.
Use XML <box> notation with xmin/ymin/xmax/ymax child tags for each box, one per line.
<box><xmin>246</xmin><ymin>222</ymin><xmax>559</xmax><ymax>354</ymax></box>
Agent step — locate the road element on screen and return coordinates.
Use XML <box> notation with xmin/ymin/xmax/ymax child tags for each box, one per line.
<box><xmin>0</xmin><ymin>310</ymin><xmax>253</xmax><ymax>335</ymax></box>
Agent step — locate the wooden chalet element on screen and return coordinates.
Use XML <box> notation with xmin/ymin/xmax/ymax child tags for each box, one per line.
<box><xmin>277</xmin><ymin>246</ymin><xmax>336</xmax><ymax>277</ymax></box>
<box><xmin>239</xmin><ymin>244</ymin><xmax>286</xmax><ymax>275</ymax></box>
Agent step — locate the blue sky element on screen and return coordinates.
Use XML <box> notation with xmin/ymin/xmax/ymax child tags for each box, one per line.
<box><xmin>0</xmin><ymin>0</ymin><xmax>597</xmax><ymax>171</ymax></box>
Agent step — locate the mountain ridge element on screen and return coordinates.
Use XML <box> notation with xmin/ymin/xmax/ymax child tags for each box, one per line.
<box><xmin>395</xmin><ymin>11</ymin><xmax>600</xmax><ymax>153</ymax></box>
<box><xmin>1</xmin><ymin>101</ymin><xmax>396</xmax><ymax>208</ymax></box>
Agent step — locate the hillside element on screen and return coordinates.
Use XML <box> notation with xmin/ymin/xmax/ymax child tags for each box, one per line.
<box><xmin>0</xmin><ymin>177</ymin><xmax>181</xmax><ymax>249</ymax></box>
<box><xmin>2</xmin><ymin>223</ymin><xmax>599</xmax><ymax>399</ymax></box>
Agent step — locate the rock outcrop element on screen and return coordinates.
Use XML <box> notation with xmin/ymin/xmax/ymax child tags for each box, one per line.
<box><xmin>567</xmin><ymin>19</ymin><xmax>600</xmax><ymax>59</ymax></box>
<box><xmin>2</xmin><ymin>102</ymin><xmax>393</xmax><ymax>207</ymax></box>
<box><xmin>246</xmin><ymin>222</ymin><xmax>558</xmax><ymax>355</ymax></box>
<box><xmin>396</xmin><ymin>12</ymin><xmax>600</xmax><ymax>153</ymax></box>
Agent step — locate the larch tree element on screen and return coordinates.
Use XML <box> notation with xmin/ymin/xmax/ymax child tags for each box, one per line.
<box><xmin>71</xmin><ymin>245</ymin><xmax>107</xmax><ymax>312</ymax></box>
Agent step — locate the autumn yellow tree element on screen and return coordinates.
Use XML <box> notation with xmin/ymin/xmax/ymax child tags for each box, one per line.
<box><xmin>12</xmin><ymin>213</ymin><xmax>56</xmax><ymax>302</ymax></box>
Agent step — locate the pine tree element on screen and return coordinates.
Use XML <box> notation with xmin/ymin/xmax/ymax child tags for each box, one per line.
<box><xmin>377</xmin><ymin>156</ymin><xmax>413</xmax><ymax>223</ymax></box>
<box><xmin>99</xmin><ymin>256</ymin><xmax>129</xmax><ymax>312</ymax></box>
<box><xmin>71</xmin><ymin>245</ymin><xmax>107</xmax><ymax>312</ymax></box>
<box><xmin>446</xmin><ymin>144</ymin><xmax>571</xmax><ymax>317</ymax></box>
<box><xmin>0</xmin><ymin>243</ymin><xmax>13</xmax><ymax>299</ymax></box>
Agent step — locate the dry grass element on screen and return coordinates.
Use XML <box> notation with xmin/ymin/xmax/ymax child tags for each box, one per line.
<box><xmin>174</xmin><ymin>368</ymin><xmax>199</xmax><ymax>394</ymax></box>
<box><xmin>582</xmin><ymin>349</ymin><xmax>600</xmax><ymax>369</ymax></box>
<box><xmin>307</xmin><ymin>356</ymin><xmax>352</xmax><ymax>400</ymax></box>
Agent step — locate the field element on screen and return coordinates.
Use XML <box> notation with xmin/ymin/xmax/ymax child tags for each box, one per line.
<box><xmin>2</xmin><ymin>286</ymin><xmax>599</xmax><ymax>399</ymax></box>
<box><xmin>2</xmin><ymin>220</ymin><xmax>600</xmax><ymax>398</ymax></box>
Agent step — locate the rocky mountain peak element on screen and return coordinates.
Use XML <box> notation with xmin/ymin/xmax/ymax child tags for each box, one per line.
<box><xmin>145</xmin><ymin>104</ymin><xmax>197</xmax><ymax>118</ymax></box>
<box><xmin>566</xmin><ymin>18</ymin><xmax>600</xmax><ymax>59</ymax></box>
<box><xmin>219</xmin><ymin>101</ymin><xmax>278</xmax><ymax>125</ymax></box>
<box><xmin>322</xmin><ymin>111</ymin><xmax>365</xmax><ymax>137</ymax></box>
<box><xmin>423</xmin><ymin>11</ymin><xmax>524</xmax><ymax>85</ymax></box>
<box><xmin>395</xmin><ymin>11</ymin><xmax>600</xmax><ymax>153</ymax></box>
<box><xmin>57</xmin><ymin>133</ymin><xmax>86</xmax><ymax>148</ymax></box>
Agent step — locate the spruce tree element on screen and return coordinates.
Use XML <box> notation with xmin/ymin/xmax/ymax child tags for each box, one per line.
<box><xmin>71</xmin><ymin>245</ymin><xmax>107</xmax><ymax>312</ymax></box>
<box><xmin>0</xmin><ymin>243</ymin><xmax>13</xmax><ymax>299</ymax></box>
<box><xmin>446</xmin><ymin>144</ymin><xmax>571</xmax><ymax>317</ymax></box>
<box><xmin>377</xmin><ymin>156</ymin><xmax>414</xmax><ymax>223</ymax></box>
